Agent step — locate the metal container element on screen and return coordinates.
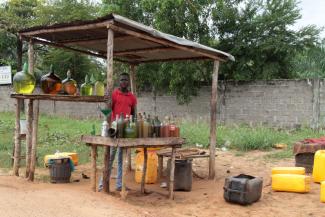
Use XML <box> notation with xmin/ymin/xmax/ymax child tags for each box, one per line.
<box><xmin>223</xmin><ymin>174</ymin><xmax>263</xmax><ymax>205</ymax></box>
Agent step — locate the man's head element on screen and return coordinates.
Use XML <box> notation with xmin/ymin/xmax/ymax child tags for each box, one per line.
<box><xmin>119</xmin><ymin>73</ymin><xmax>130</xmax><ymax>92</ymax></box>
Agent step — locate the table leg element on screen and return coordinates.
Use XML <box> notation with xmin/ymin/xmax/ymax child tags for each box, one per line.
<box><xmin>121</xmin><ymin>148</ymin><xmax>128</xmax><ymax>199</ymax></box>
<box><xmin>25</xmin><ymin>99</ymin><xmax>33</xmax><ymax>178</ymax></box>
<box><xmin>169</xmin><ymin>147</ymin><xmax>176</xmax><ymax>200</ymax></box>
<box><xmin>91</xmin><ymin>145</ymin><xmax>97</xmax><ymax>192</ymax></box>
<box><xmin>158</xmin><ymin>155</ymin><xmax>163</xmax><ymax>180</ymax></box>
<box><xmin>103</xmin><ymin>146</ymin><xmax>110</xmax><ymax>193</ymax></box>
<box><xmin>141</xmin><ymin>148</ymin><xmax>148</xmax><ymax>194</ymax></box>
<box><xmin>13</xmin><ymin>99</ymin><xmax>22</xmax><ymax>176</ymax></box>
<box><xmin>28</xmin><ymin>99</ymin><xmax>39</xmax><ymax>181</ymax></box>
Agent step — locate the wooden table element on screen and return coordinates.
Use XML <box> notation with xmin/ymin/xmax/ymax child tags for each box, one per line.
<box><xmin>81</xmin><ymin>135</ymin><xmax>185</xmax><ymax>200</ymax></box>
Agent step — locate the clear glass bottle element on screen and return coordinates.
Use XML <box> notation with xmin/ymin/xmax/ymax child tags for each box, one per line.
<box><xmin>40</xmin><ymin>65</ymin><xmax>62</xmax><ymax>94</ymax></box>
<box><xmin>62</xmin><ymin>70</ymin><xmax>77</xmax><ymax>95</ymax></box>
<box><xmin>13</xmin><ymin>62</ymin><xmax>35</xmax><ymax>94</ymax></box>
<box><xmin>80</xmin><ymin>75</ymin><xmax>93</xmax><ymax>96</ymax></box>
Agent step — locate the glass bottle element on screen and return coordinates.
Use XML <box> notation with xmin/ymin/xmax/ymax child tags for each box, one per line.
<box><xmin>124</xmin><ymin>116</ymin><xmax>137</xmax><ymax>138</ymax></box>
<box><xmin>169</xmin><ymin>115</ymin><xmax>176</xmax><ymax>137</ymax></box>
<box><xmin>62</xmin><ymin>70</ymin><xmax>77</xmax><ymax>95</ymax></box>
<box><xmin>80</xmin><ymin>75</ymin><xmax>93</xmax><ymax>96</ymax></box>
<box><xmin>137</xmin><ymin>113</ymin><xmax>143</xmax><ymax>138</ymax></box>
<box><xmin>142</xmin><ymin>116</ymin><xmax>150</xmax><ymax>138</ymax></box>
<box><xmin>163</xmin><ymin>116</ymin><xmax>170</xmax><ymax>137</ymax></box>
<box><xmin>94</xmin><ymin>80</ymin><xmax>105</xmax><ymax>96</ymax></box>
<box><xmin>153</xmin><ymin>116</ymin><xmax>161</xmax><ymax>138</ymax></box>
<box><xmin>117</xmin><ymin>113</ymin><xmax>124</xmax><ymax>138</ymax></box>
<box><xmin>131</xmin><ymin>115</ymin><xmax>138</xmax><ymax>138</ymax></box>
<box><xmin>40</xmin><ymin>65</ymin><xmax>62</xmax><ymax>94</ymax></box>
<box><xmin>13</xmin><ymin>62</ymin><xmax>35</xmax><ymax>94</ymax></box>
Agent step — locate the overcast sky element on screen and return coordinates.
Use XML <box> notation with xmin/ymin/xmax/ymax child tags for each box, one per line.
<box><xmin>294</xmin><ymin>0</ymin><xmax>325</xmax><ymax>37</ymax></box>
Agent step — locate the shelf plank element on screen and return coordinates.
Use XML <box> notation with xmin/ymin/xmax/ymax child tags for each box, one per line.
<box><xmin>10</xmin><ymin>93</ymin><xmax>106</xmax><ymax>103</ymax></box>
<box><xmin>81</xmin><ymin>135</ymin><xmax>185</xmax><ymax>148</ymax></box>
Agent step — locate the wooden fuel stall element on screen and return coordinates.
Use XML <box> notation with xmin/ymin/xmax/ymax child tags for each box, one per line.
<box><xmin>14</xmin><ymin>13</ymin><xmax>234</xmax><ymax>199</ymax></box>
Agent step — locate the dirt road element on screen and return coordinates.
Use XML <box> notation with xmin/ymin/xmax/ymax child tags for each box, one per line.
<box><xmin>1</xmin><ymin>150</ymin><xmax>324</xmax><ymax>217</ymax></box>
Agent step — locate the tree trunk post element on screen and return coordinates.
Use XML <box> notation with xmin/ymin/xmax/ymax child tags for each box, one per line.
<box><xmin>103</xmin><ymin>27</ymin><xmax>114</xmax><ymax>193</ymax></box>
<box><xmin>13</xmin><ymin>99</ymin><xmax>22</xmax><ymax>176</ymax></box>
<box><xmin>121</xmin><ymin>148</ymin><xmax>128</xmax><ymax>200</ymax></box>
<box><xmin>141</xmin><ymin>148</ymin><xmax>148</xmax><ymax>194</ymax></box>
<box><xmin>209</xmin><ymin>60</ymin><xmax>219</xmax><ymax>180</ymax></box>
<box><xmin>169</xmin><ymin>147</ymin><xmax>176</xmax><ymax>200</ymax></box>
<box><xmin>17</xmin><ymin>37</ymin><xmax>23</xmax><ymax>71</ymax></box>
<box><xmin>25</xmin><ymin>99</ymin><xmax>34</xmax><ymax>178</ymax></box>
<box><xmin>28</xmin><ymin>100</ymin><xmax>39</xmax><ymax>181</ymax></box>
<box><xmin>91</xmin><ymin>145</ymin><xmax>97</xmax><ymax>192</ymax></box>
<box><xmin>128</xmin><ymin>64</ymin><xmax>137</xmax><ymax>171</ymax></box>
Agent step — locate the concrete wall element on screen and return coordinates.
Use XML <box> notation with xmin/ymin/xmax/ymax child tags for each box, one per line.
<box><xmin>0</xmin><ymin>79</ymin><xmax>321</xmax><ymax>128</ymax></box>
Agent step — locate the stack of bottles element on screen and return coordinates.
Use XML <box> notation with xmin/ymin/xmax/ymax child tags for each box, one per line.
<box><xmin>13</xmin><ymin>62</ymin><xmax>105</xmax><ymax>96</ymax></box>
<box><xmin>111</xmin><ymin>112</ymin><xmax>181</xmax><ymax>139</ymax></box>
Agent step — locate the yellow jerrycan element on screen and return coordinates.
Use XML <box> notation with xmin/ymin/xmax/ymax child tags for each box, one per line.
<box><xmin>313</xmin><ymin>150</ymin><xmax>325</xmax><ymax>183</ymax></box>
<box><xmin>135</xmin><ymin>149</ymin><xmax>158</xmax><ymax>184</ymax></box>
<box><xmin>272</xmin><ymin>167</ymin><xmax>305</xmax><ymax>175</ymax></box>
<box><xmin>272</xmin><ymin>174</ymin><xmax>310</xmax><ymax>193</ymax></box>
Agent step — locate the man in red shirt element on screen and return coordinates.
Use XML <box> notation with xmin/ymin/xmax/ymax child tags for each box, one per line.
<box><xmin>109</xmin><ymin>73</ymin><xmax>137</xmax><ymax>191</ymax></box>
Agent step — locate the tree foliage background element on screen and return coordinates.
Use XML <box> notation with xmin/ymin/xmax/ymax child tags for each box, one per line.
<box><xmin>0</xmin><ymin>0</ymin><xmax>322</xmax><ymax>103</ymax></box>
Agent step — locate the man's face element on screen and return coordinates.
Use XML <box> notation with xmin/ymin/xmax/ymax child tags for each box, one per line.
<box><xmin>119</xmin><ymin>75</ymin><xmax>129</xmax><ymax>89</ymax></box>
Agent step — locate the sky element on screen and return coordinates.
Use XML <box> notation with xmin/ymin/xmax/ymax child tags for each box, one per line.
<box><xmin>294</xmin><ymin>0</ymin><xmax>325</xmax><ymax>37</ymax></box>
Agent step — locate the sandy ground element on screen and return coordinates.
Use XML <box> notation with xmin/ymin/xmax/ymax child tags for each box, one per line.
<box><xmin>1</xmin><ymin>150</ymin><xmax>324</xmax><ymax>217</ymax></box>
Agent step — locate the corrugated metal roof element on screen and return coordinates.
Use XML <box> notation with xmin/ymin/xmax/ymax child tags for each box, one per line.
<box><xmin>19</xmin><ymin>13</ymin><xmax>234</xmax><ymax>63</ymax></box>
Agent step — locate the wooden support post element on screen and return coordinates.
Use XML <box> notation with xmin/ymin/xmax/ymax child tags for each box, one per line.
<box><xmin>141</xmin><ymin>148</ymin><xmax>148</xmax><ymax>194</ymax></box>
<box><xmin>17</xmin><ymin>38</ymin><xmax>23</xmax><ymax>71</ymax></box>
<box><xmin>28</xmin><ymin>39</ymin><xmax>34</xmax><ymax>74</ymax></box>
<box><xmin>104</xmin><ymin>26</ymin><xmax>114</xmax><ymax>193</ymax></box>
<box><xmin>91</xmin><ymin>145</ymin><xmax>97</xmax><ymax>192</ymax></box>
<box><xmin>106</xmin><ymin>27</ymin><xmax>114</xmax><ymax>101</ymax></box>
<box><xmin>209</xmin><ymin>60</ymin><xmax>219</xmax><ymax>180</ymax></box>
<box><xmin>25</xmin><ymin>99</ymin><xmax>33</xmax><ymax>178</ymax></box>
<box><xmin>127</xmin><ymin>64</ymin><xmax>137</xmax><ymax>171</ymax></box>
<box><xmin>169</xmin><ymin>147</ymin><xmax>176</xmax><ymax>200</ymax></box>
<box><xmin>103</xmin><ymin>146</ymin><xmax>110</xmax><ymax>193</ymax></box>
<box><xmin>28</xmin><ymin>100</ymin><xmax>39</xmax><ymax>181</ymax></box>
<box><xmin>13</xmin><ymin>99</ymin><xmax>22</xmax><ymax>176</ymax></box>
<box><xmin>121</xmin><ymin>148</ymin><xmax>128</xmax><ymax>199</ymax></box>
<box><xmin>158</xmin><ymin>155</ymin><xmax>163</xmax><ymax>180</ymax></box>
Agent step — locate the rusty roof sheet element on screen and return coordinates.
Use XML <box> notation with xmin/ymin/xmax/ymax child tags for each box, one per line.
<box><xmin>19</xmin><ymin>13</ymin><xmax>234</xmax><ymax>64</ymax></box>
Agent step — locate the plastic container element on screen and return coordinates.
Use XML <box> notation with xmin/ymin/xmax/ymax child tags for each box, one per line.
<box><xmin>167</xmin><ymin>159</ymin><xmax>193</xmax><ymax>191</ymax></box>
<box><xmin>272</xmin><ymin>167</ymin><xmax>305</xmax><ymax>175</ymax></box>
<box><xmin>49</xmin><ymin>158</ymin><xmax>71</xmax><ymax>183</ymax></box>
<box><xmin>272</xmin><ymin>174</ymin><xmax>310</xmax><ymax>193</ymax></box>
<box><xmin>312</xmin><ymin>150</ymin><xmax>325</xmax><ymax>183</ymax></box>
<box><xmin>224</xmin><ymin>174</ymin><xmax>263</xmax><ymax>205</ymax></box>
<box><xmin>135</xmin><ymin>150</ymin><xmax>158</xmax><ymax>184</ymax></box>
<box><xmin>321</xmin><ymin>181</ymin><xmax>325</xmax><ymax>203</ymax></box>
<box><xmin>44</xmin><ymin>152</ymin><xmax>78</xmax><ymax>167</ymax></box>
<box><xmin>295</xmin><ymin>153</ymin><xmax>315</xmax><ymax>173</ymax></box>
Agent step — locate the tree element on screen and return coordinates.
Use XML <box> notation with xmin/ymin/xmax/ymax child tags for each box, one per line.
<box><xmin>292</xmin><ymin>40</ymin><xmax>325</xmax><ymax>78</ymax></box>
<box><xmin>212</xmin><ymin>0</ymin><xmax>321</xmax><ymax>80</ymax></box>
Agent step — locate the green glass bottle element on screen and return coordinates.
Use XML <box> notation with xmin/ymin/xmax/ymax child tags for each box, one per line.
<box><xmin>62</xmin><ymin>70</ymin><xmax>77</xmax><ymax>95</ymax></box>
<box><xmin>94</xmin><ymin>80</ymin><xmax>105</xmax><ymax>96</ymax></box>
<box><xmin>80</xmin><ymin>75</ymin><xmax>93</xmax><ymax>96</ymax></box>
<box><xmin>13</xmin><ymin>62</ymin><xmax>36</xmax><ymax>94</ymax></box>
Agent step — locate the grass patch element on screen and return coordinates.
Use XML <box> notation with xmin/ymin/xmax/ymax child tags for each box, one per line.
<box><xmin>1</xmin><ymin>112</ymin><xmax>325</xmax><ymax>167</ymax></box>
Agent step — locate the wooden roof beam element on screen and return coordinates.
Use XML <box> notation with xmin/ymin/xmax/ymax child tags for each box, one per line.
<box><xmin>61</xmin><ymin>35</ymin><xmax>134</xmax><ymax>45</ymax></box>
<box><xmin>20</xmin><ymin>20</ymin><xmax>113</xmax><ymax>37</ymax></box>
<box><xmin>28</xmin><ymin>37</ymin><xmax>134</xmax><ymax>64</ymax></box>
<box><xmin>108</xmin><ymin>24</ymin><xmax>226</xmax><ymax>62</ymax></box>
<box><xmin>115</xmin><ymin>47</ymin><xmax>176</xmax><ymax>56</ymax></box>
<box><xmin>137</xmin><ymin>56</ymin><xmax>210</xmax><ymax>64</ymax></box>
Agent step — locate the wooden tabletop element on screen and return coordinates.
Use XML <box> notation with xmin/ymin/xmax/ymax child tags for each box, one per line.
<box><xmin>10</xmin><ymin>93</ymin><xmax>106</xmax><ymax>103</ymax></box>
<box><xmin>81</xmin><ymin>135</ymin><xmax>185</xmax><ymax>148</ymax></box>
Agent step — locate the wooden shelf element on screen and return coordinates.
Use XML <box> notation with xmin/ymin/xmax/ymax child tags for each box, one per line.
<box><xmin>11</xmin><ymin>93</ymin><xmax>106</xmax><ymax>103</ymax></box>
<box><xmin>81</xmin><ymin>135</ymin><xmax>185</xmax><ymax>148</ymax></box>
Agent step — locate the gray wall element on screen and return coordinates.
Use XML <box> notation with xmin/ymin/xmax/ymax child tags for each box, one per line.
<box><xmin>0</xmin><ymin>79</ymin><xmax>322</xmax><ymax>128</ymax></box>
